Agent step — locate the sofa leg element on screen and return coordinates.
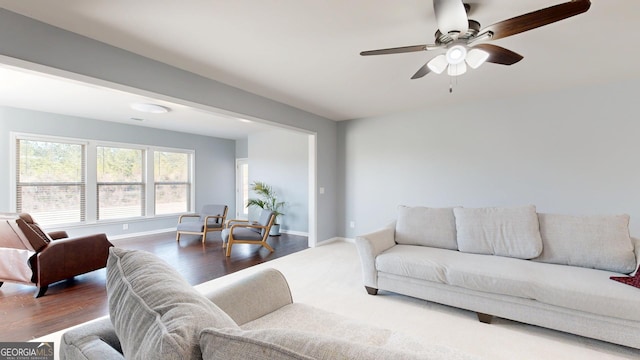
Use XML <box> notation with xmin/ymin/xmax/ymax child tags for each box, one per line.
<box><xmin>365</xmin><ymin>286</ymin><xmax>378</xmax><ymax>295</ymax></box>
<box><xmin>476</xmin><ymin>312</ymin><xmax>493</xmax><ymax>324</ymax></box>
<box><xmin>35</xmin><ymin>285</ymin><xmax>48</xmax><ymax>298</ymax></box>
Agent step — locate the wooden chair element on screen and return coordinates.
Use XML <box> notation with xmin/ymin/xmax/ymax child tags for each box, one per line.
<box><xmin>222</xmin><ymin>210</ymin><xmax>275</xmax><ymax>257</ymax></box>
<box><xmin>176</xmin><ymin>204</ymin><xmax>228</xmax><ymax>243</ymax></box>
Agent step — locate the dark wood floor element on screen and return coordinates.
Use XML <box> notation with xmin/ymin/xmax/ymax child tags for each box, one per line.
<box><xmin>0</xmin><ymin>231</ymin><xmax>308</xmax><ymax>341</ymax></box>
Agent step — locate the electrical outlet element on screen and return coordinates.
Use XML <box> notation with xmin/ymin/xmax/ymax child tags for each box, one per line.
<box><xmin>349</xmin><ymin>221</ymin><xmax>355</xmax><ymax>228</ymax></box>
<box><xmin>122</xmin><ymin>224</ymin><xmax>129</xmax><ymax>230</ymax></box>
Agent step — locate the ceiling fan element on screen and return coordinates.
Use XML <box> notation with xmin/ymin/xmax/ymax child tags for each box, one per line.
<box><xmin>360</xmin><ymin>0</ymin><xmax>591</xmax><ymax>80</ymax></box>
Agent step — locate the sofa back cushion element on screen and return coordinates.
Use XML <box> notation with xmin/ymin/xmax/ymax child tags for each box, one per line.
<box><xmin>17</xmin><ymin>213</ymin><xmax>51</xmax><ymax>252</ymax></box>
<box><xmin>454</xmin><ymin>205</ymin><xmax>543</xmax><ymax>259</ymax></box>
<box><xmin>395</xmin><ymin>206</ymin><xmax>458</xmax><ymax>250</ymax></box>
<box><xmin>534</xmin><ymin>213</ymin><xmax>636</xmax><ymax>274</ymax></box>
<box><xmin>106</xmin><ymin>247</ymin><xmax>238</xmax><ymax>360</ymax></box>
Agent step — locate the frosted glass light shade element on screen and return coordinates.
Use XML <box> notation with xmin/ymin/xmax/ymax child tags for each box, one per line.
<box><xmin>427</xmin><ymin>55</ymin><xmax>449</xmax><ymax>74</ymax></box>
<box><xmin>446</xmin><ymin>45</ymin><xmax>467</xmax><ymax>65</ymax></box>
<box><xmin>447</xmin><ymin>62</ymin><xmax>467</xmax><ymax>76</ymax></box>
<box><xmin>466</xmin><ymin>49</ymin><xmax>490</xmax><ymax>69</ymax></box>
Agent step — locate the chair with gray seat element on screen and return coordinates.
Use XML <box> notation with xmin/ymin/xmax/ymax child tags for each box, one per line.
<box><xmin>176</xmin><ymin>204</ymin><xmax>228</xmax><ymax>244</ymax></box>
<box><xmin>222</xmin><ymin>210</ymin><xmax>275</xmax><ymax>257</ymax></box>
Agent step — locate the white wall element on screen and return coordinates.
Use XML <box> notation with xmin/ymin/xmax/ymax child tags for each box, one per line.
<box><xmin>248</xmin><ymin>129</ymin><xmax>309</xmax><ymax>233</ymax></box>
<box><xmin>338</xmin><ymin>79</ymin><xmax>640</xmax><ymax>238</ymax></box>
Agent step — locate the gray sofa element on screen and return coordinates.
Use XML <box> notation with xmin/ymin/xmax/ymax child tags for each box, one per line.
<box><xmin>60</xmin><ymin>247</ymin><xmax>479</xmax><ymax>360</ymax></box>
<box><xmin>355</xmin><ymin>205</ymin><xmax>640</xmax><ymax>349</ymax></box>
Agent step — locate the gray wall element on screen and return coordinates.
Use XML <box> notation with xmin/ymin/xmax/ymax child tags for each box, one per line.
<box><xmin>0</xmin><ymin>9</ymin><xmax>339</xmax><ymax>242</ymax></box>
<box><xmin>235</xmin><ymin>138</ymin><xmax>248</xmax><ymax>159</ymax></box>
<box><xmin>338</xmin><ymin>79</ymin><xmax>640</xmax><ymax>238</ymax></box>
<box><xmin>0</xmin><ymin>106</ymin><xmax>236</xmax><ymax>237</ymax></box>
<box><xmin>248</xmin><ymin>129</ymin><xmax>309</xmax><ymax>233</ymax></box>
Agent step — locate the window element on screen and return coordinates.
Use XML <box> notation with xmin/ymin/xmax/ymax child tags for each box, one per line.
<box><xmin>16</xmin><ymin>138</ymin><xmax>86</xmax><ymax>226</ymax></box>
<box><xmin>14</xmin><ymin>133</ymin><xmax>194</xmax><ymax>226</ymax></box>
<box><xmin>154</xmin><ymin>151</ymin><xmax>191</xmax><ymax>215</ymax></box>
<box><xmin>97</xmin><ymin>146</ymin><xmax>145</xmax><ymax>220</ymax></box>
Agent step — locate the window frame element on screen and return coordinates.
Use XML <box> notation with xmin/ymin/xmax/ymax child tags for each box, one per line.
<box><xmin>10</xmin><ymin>132</ymin><xmax>195</xmax><ymax>227</ymax></box>
<box><xmin>153</xmin><ymin>147</ymin><xmax>195</xmax><ymax>216</ymax></box>
<box><xmin>96</xmin><ymin>144</ymin><xmax>146</xmax><ymax>221</ymax></box>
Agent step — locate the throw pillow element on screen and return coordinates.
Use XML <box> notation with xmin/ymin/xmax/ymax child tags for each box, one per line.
<box><xmin>200</xmin><ymin>328</ymin><xmax>427</xmax><ymax>360</ymax></box>
<box><xmin>610</xmin><ymin>266</ymin><xmax>640</xmax><ymax>289</ymax></box>
<box><xmin>395</xmin><ymin>206</ymin><xmax>458</xmax><ymax>250</ymax></box>
<box><xmin>535</xmin><ymin>213</ymin><xmax>636</xmax><ymax>274</ymax></box>
<box><xmin>454</xmin><ymin>205</ymin><xmax>543</xmax><ymax>259</ymax></box>
<box><xmin>106</xmin><ymin>247</ymin><xmax>238</xmax><ymax>360</ymax></box>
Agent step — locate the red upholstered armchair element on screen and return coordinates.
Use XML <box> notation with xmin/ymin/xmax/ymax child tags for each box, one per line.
<box><xmin>0</xmin><ymin>213</ymin><xmax>114</xmax><ymax>297</ymax></box>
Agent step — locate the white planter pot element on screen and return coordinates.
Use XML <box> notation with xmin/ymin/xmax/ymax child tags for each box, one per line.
<box><xmin>269</xmin><ymin>224</ymin><xmax>281</xmax><ymax>236</ymax></box>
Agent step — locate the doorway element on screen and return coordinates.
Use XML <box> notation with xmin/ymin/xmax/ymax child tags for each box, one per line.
<box><xmin>235</xmin><ymin>158</ymin><xmax>249</xmax><ymax>219</ymax></box>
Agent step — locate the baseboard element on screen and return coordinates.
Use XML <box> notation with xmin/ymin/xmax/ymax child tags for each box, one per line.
<box><xmin>110</xmin><ymin>227</ymin><xmax>176</xmax><ymax>241</ymax></box>
<box><xmin>279</xmin><ymin>229</ymin><xmax>309</xmax><ymax>237</ymax></box>
<box><xmin>316</xmin><ymin>237</ymin><xmax>354</xmax><ymax>246</ymax></box>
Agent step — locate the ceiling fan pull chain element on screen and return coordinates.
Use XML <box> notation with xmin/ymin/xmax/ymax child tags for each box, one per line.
<box><xmin>449</xmin><ymin>77</ymin><xmax>453</xmax><ymax>93</ymax></box>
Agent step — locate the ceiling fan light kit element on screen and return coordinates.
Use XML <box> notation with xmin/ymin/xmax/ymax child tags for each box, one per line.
<box><xmin>360</xmin><ymin>0</ymin><xmax>591</xmax><ymax>88</ymax></box>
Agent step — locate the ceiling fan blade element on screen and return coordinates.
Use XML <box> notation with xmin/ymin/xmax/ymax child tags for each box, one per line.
<box><xmin>472</xmin><ymin>44</ymin><xmax>523</xmax><ymax>65</ymax></box>
<box><xmin>481</xmin><ymin>0</ymin><xmax>590</xmax><ymax>41</ymax></box>
<box><xmin>360</xmin><ymin>45</ymin><xmax>427</xmax><ymax>56</ymax></box>
<box><xmin>433</xmin><ymin>0</ymin><xmax>469</xmax><ymax>35</ymax></box>
<box><xmin>411</xmin><ymin>62</ymin><xmax>431</xmax><ymax>79</ymax></box>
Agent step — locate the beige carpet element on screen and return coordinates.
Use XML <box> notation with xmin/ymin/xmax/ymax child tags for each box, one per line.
<box><xmin>38</xmin><ymin>240</ymin><xmax>639</xmax><ymax>359</ymax></box>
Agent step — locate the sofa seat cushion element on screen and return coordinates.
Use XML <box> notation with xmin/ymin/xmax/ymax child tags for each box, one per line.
<box><xmin>221</xmin><ymin>227</ymin><xmax>264</xmax><ymax>243</ymax></box>
<box><xmin>535</xmin><ymin>213</ymin><xmax>636</xmax><ymax>274</ymax></box>
<box><xmin>106</xmin><ymin>247</ymin><xmax>238</xmax><ymax>360</ymax></box>
<box><xmin>376</xmin><ymin>245</ymin><xmax>451</xmax><ymax>284</ymax></box>
<box><xmin>377</xmin><ymin>246</ymin><xmax>640</xmax><ymax>322</ymax></box>
<box><xmin>239</xmin><ymin>303</ymin><xmax>478</xmax><ymax>359</ymax></box>
<box><xmin>200</xmin><ymin>328</ymin><xmax>439</xmax><ymax>360</ymax></box>
<box><xmin>176</xmin><ymin>222</ymin><xmax>223</xmax><ymax>232</ymax></box>
<box><xmin>454</xmin><ymin>205</ymin><xmax>543</xmax><ymax>259</ymax></box>
<box><xmin>395</xmin><ymin>206</ymin><xmax>458</xmax><ymax>250</ymax></box>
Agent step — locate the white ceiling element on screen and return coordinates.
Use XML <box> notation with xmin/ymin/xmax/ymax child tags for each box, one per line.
<box><xmin>1</xmin><ymin>0</ymin><xmax>639</xmax><ymax>127</ymax></box>
<box><xmin>0</xmin><ymin>65</ymin><xmax>275</xmax><ymax>139</ymax></box>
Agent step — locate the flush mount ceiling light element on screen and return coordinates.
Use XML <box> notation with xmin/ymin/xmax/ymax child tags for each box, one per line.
<box><xmin>130</xmin><ymin>103</ymin><xmax>171</xmax><ymax>114</ymax></box>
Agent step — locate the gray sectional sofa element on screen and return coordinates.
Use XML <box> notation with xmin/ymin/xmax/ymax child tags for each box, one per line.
<box><xmin>355</xmin><ymin>205</ymin><xmax>640</xmax><ymax>349</ymax></box>
<box><xmin>61</xmin><ymin>247</ymin><xmax>479</xmax><ymax>360</ymax></box>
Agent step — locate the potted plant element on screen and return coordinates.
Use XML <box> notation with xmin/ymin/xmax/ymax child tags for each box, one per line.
<box><xmin>246</xmin><ymin>181</ymin><xmax>286</xmax><ymax>236</ymax></box>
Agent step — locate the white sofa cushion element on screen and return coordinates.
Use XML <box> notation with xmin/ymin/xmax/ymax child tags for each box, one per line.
<box><xmin>200</xmin><ymin>328</ymin><xmax>435</xmax><ymax>360</ymax></box>
<box><xmin>377</xmin><ymin>246</ymin><xmax>640</xmax><ymax>322</ymax></box>
<box><xmin>535</xmin><ymin>213</ymin><xmax>636</xmax><ymax>274</ymax></box>
<box><xmin>454</xmin><ymin>205</ymin><xmax>543</xmax><ymax>259</ymax></box>
<box><xmin>395</xmin><ymin>206</ymin><xmax>458</xmax><ymax>250</ymax></box>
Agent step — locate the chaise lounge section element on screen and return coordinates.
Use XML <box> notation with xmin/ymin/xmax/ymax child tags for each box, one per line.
<box><xmin>355</xmin><ymin>205</ymin><xmax>640</xmax><ymax>349</ymax></box>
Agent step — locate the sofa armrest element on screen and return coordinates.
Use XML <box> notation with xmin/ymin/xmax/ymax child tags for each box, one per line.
<box><xmin>354</xmin><ymin>222</ymin><xmax>397</xmax><ymax>289</ymax></box>
<box><xmin>202</xmin><ymin>268</ymin><xmax>293</xmax><ymax>326</ymax></box>
<box><xmin>34</xmin><ymin>234</ymin><xmax>113</xmax><ymax>288</ymax></box>
<box><xmin>47</xmin><ymin>231</ymin><xmax>69</xmax><ymax>240</ymax></box>
<box><xmin>61</xmin><ymin>318</ymin><xmax>124</xmax><ymax>360</ymax></box>
<box><xmin>632</xmin><ymin>237</ymin><xmax>640</xmax><ymax>276</ymax></box>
